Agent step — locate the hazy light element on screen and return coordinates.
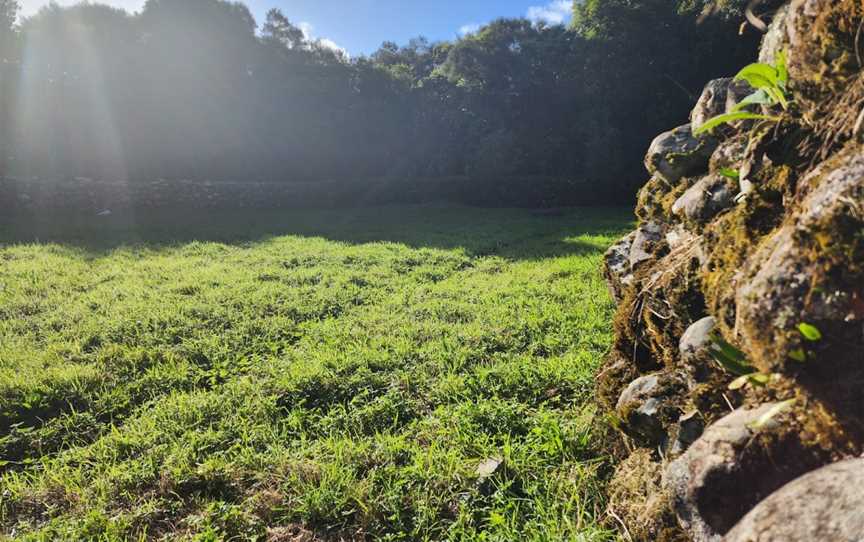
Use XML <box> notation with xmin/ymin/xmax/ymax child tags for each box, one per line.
<box><xmin>16</xmin><ymin>6</ymin><xmax>129</xmax><ymax>183</ymax></box>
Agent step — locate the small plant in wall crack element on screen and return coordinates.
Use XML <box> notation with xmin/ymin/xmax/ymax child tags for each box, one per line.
<box><xmin>718</xmin><ymin>168</ymin><xmax>740</xmax><ymax>180</ymax></box>
<box><xmin>694</xmin><ymin>51</ymin><xmax>790</xmax><ymax>136</ymax></box>
<box><xmin>709</xmin><ymin>334</ymin><xmax>779</xmax><ymax>391</ymax></box>
<box><xmin>708</xmin><ymin>334</ymin><xmax>797</xmax><ymax>430</ymax></box>
<box><xmin>709</xmin><ymin>333</ymin><xmax>756</xmax><ymax>376</ymax></box>
<box><xmin>790</xmin><ymin>322</ymin><xmax>823</xmax><ymax>362</ymax></box>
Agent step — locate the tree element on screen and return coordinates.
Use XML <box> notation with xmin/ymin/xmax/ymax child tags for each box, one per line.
<box><xmin>262</xmin><ymin>8</ymin><xmax>305</xmax><ymax>49</ymax></box>
<box><xmin>0</xmin><ymin>0</ymin><xmax>762</xmax><ymax>206</ymax></box>
<box><xmin>0</xmin><ymin>0</ymin><xmax>16</xmax><ymax>36</ymax></box>
<box><xmin>0</xmin><ymin>0</ymin><xmax>18</xmax><ymax>62</ymax></box>
<box><xmin>0</xmin><ymin>0</ymin><xmax>19</xmax><ymax>176</ymax></box>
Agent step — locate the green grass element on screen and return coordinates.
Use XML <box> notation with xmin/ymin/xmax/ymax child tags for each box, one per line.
<box><xmin>0</xmin><ymin>205</ymin><xmax>632</xmax><ymax>541</ymax></box>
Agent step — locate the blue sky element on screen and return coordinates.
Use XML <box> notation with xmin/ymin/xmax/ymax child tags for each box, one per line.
<box><xmin>19</xmin><ymin>0</ymin><xmax>572</xmax><ymax>55</ymax></box>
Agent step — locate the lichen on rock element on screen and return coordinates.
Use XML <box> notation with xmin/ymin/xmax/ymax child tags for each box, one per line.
<box><xmin>645</xmin><ymin>125</ymin><xmax>719</xmax><ymax>185</ymax></box>
<box><xmin>663</xmin><ymin>404</ymin><xmax>830</xmax><ymax>541</ymax></box>
<box><xmin>672</xmin><ymin>173</ymin><xmax>736</xmax><ymax>228</ymax></box>
<box><xmin>723</xmin><ymin>458</ymin><xmax>864</xmax><ymax>542</ymax></box>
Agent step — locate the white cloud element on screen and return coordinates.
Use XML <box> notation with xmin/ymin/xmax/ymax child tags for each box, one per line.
<box><xmin>317</xmin><ymin>37</ymin><xmax>349</xmax><ymax>57</ymax></box>
<box><xmin>526</xmin><ymin>0</ymin><xmax>572</xmax><ymax>25</ymax></box>
<box><xmin>298</xmin><ymin>21</ymin><xmax>350</xmax><ymax>59</ymax></box>
<box><xmin>298</xmin><ymin>21</ymin><xmax>315</xmax><ymax>40</ymax></box>
<box><xmin>458</xmin><ymin>23</ymin><xmax>481</xmax><ymax>36</ymax></box>
<box><xmin>19</xmin><ymin>0</ymin><xmax>145</xmax><ymax>17</ymax></box>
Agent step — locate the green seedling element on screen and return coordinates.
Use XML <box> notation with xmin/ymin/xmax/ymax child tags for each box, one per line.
<box><xmin>695</xmin><ymin>51</ymin><xmax>789</xmax><ymax>136</ymax></box>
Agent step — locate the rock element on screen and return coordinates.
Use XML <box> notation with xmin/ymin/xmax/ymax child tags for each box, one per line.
<box><xmin>724</xmin><ymin>458</ymin><xmax>864</xmax><ymax>542</ymax></box>
<box><xmin>476</xmin><ymin>457</ymin><xmax>503</xmax><ymax>478</ymax></box>
<box><xmin>724</xmin><ymin>80</ymin><xmax>752</xmax><ymax>115</ymax></box>
<box><xmin>664</xmin><ymin>404</ymin><xmax>803</xmax><ymax>542</ymax></box>
<box><xmin>679</xmin><ymin>316</ymin><xmax>716</xmax><ymax>367</ymax></box>
<box><xmin>629</xmin><ymin>221</ymin><xmax>666</xmax><ymax>270</ymax></box>
<box><xmin>691</xmin><ymin>79</ymin><xmax>752</xmax><ymax>134</ymax></box>
<box><xmin>617</xmin><ymin>374</ymin><xmax>661</xmax><ymax>411</ymax></box>
<box><xmin>665</xmin><ymin>226</ymin><xmax>707</xmax><ymax>267</ymax></box>
<box><xmin>734</xmin><ymin>146</ymin><xmax>864</xmax><ymax>372</ymax></box>
<box><xmin>645</xmin><ymin>124</ymin><xmax>718</xmax><ymax>184</ymax></box>
<box><xmin>635</xmin><ymin>175</ymin><xmax>680</xmax><ymax>222</ymax></box>
<box><xmin>709</xmin><ymin>135</ymin><xmax>749</xmax><ymax>173</ymax></box>
<box><xmin>758</xmin><ymin>4</ymin><xmax>790</xmax><ymax>65</ymax></box>
<box><xmin>670</xmin><ymin>410</ymin><xmax>705</xmax><ymax>456</ymax></box>
<box><xmin>692</xmin><ymin>78</ymin><xmax>734</xmax><ymax>133</ymax></box>
<box><xmin>787</xmin><ymin>0</ymin><xmax>862</xmax><ymax>100</ymax></box>
<box><xmin>616</xmin><ymin>374</ymin><xmax>664</xmax><ymax>445</ymax></box>
<box><xmin>672</xmin><ymin>174</ymin><xmax>735</xmax><ymax>225</ymax></box>
<box><xmin>621</xmin><ymin>240</ymin><xmax>708</xmax><ymax>371</ymax></box>
<box><xmin>616</xmin><ymin>372</ymin><xmax>685</xmax><ymax>447</ymax></box>
<box><xmin>603</xmin><ymin>231</ymin><xmax>637</xmax><ymax>303</ymax></box>
<box><xmin>665</xmin><ymin>224</ymin><xmax>692</xmax><ymax>252</ymax></box>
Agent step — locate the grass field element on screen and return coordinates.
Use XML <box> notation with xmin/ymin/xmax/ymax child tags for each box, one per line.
<box><xmin>0</xmin><ymin>206</ymin><xmax>632</xmax><ymax>541</ymax></box>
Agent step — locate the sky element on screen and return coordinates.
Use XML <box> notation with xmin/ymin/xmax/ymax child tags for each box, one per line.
<box><xmin>18</xmin><ymin>0</ymin><xmax>573</xmax><ymax>56</ymax></box>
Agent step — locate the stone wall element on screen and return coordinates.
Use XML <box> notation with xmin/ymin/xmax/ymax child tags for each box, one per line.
<box><xmin>0</xmin><ymin>175</ymin><xmax>600</xmax><ymax>212</ymax></box>
<box><xmin>0</xmin><ymin>177</ymin><xmax>400</xmax><ymax>212</ymax></box>
<box><xmin>599</xmin><ymin>1</ymin><xmax>864</xmax><ymax>540</ymax></box>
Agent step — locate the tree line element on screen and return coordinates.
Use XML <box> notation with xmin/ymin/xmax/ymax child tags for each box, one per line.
<box><xmin>0</xmin><ymin>0</ymin><xmax>758</xmax><ymax>206</ymax></box>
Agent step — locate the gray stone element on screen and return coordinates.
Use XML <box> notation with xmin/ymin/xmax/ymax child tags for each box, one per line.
<box><xmin>664</xmin><ymin>404</ymin><xmax>785</xmax><ymax>542</ymax></box>
<box><xmin>476</xmin><ymin>457</ymin><xmax>503</xmax><ymax>478</ymax></box>
<box><xmin>690</xmin><ymin>77</ymin><xmax>753</xmax><ymax>131</ymax></box>
<box><xmin>758</xmin><ymin>4</ymin><xmax>791</xmax><ymax>65</ymax></box>
<box><xmin>672</xmin><ymin>174</ymin><xmax>735</xmax><ymax>225</ymax></box>
<box><xmin>680</xmin><ymin>316</ymin><xmax>717</xmax><ymax>367</ymax></box>
<box><xmin>629</xmin><ymin>221</ymin><xmax>666</xmax><ymax>270</ymax></box>
<box><xmin>665</xmin><ymin>224</ymin><xmax>689</xmax><ymax>251</ymax></box>
<box><xmin>724</xmin><ymin>458</ymin><xmax>864</xmax><ymax>542</ymax></box>
<box><xmin>645</xmin><ymin>124</ymin><xmax>718</xmax><ymax>184</ymax></box>
<box><xmin>603</xmin><ymin>230</ymin><xmax>637</xmax><ymax>304</ymax></box>
<box><xmin>671</xmin><ymin>410</ymin><xmax>705</xmax><ymax>456</ymax></box>
<box><xmin>692</xmin><ymin>78</ymin><xmax>734</xmax><ymax>133</ymax></box>
<box><xmin>724</xmin><ymin>79</ymin><xmax>753</xmax><ymax>116</ymax></box>
<box><xmin>691</xmin><ymin>78</ymin><xmax>752</xmax><ymax>134</ymax></box>
<box><xmin>616</xmin><ymin>374</ymin><xmax>664</xmax><ymax>446</ymax></box>
<box><xmin>733</xmin><ymin>146</ymin><xmax>864</xmax><ymax>372</ymax></box>
<box><xmin>616</xmin><ymin>374</ymin><xmax>661</xmax><ymax>412</ymax></box>
<box><xmin>709</xmin><ymin>135</ymin><xmax>749</xmax><ymax>172</ymax></box>
<box><xmin>616</xmin><ymin>372</ymin><xmax>685</xmax><ymax>447</ymax></box>
<box><xmin>786</xmin><ymin>0</ymin><xmax>822</xmax><ymax>86</ymax></box>
<box><xmin>665</xmin><ymin>225</ymin><xmax>707</xmax><ymax>268</ymax></box>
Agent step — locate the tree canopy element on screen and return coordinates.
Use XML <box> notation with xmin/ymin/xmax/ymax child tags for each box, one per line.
<box><xmin>0</xmin><ymin>0</ymin><xmax>760</xmax><ymax>206</ymax></box>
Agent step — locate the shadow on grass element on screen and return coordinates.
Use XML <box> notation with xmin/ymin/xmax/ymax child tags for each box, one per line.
<box><xmin>0</xmin><ymin>205</ymin><xmax>634</xmax><ymax>261</ymax></box>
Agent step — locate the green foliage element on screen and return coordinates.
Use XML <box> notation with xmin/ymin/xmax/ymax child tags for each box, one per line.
<box><xmin>695</xmin><ymin>111</ymin><xmax>781</xmax><ymax>135</ymax></box>
<box><xmin>798</xmin><ymin>322</ymin><xmax>823</xmax><ymax>342</ymax></box>
<box><xmin>694</xmin><ymin>52</ymin><xmax>789</xmax><ymax>135</ymax></box>
<box><xmin>789</xmin><ymin>348</ymin><xmax>808</xmax><ymax>362</ymax></box>
<box><xmin>0</xmin><ymin>207</ymin><xmax>631</xmax><ymax>541</ymax></box>
<box><xmin>733</xmin><ymin>54</ymin><xmax>789</xmax><ymax>111</ymax></box>
<box><xmin>0</xmin><ymin>0</ymin><xmax>759</xmax><ymax>206</ymax></box>
<box><xmin>789</xmin><ymin>322</ymin><xmax>822</xmax><ymax>363</ymax></box>
<box><xmin>709</xmin><ymin>334</ymin><xmax>756</xmax><ymax>376</ymax></box>
<box><xmin>728</xmin><ymin>372</ymin><xmax>771</xmax><ymax>391</ymax></box>
<box><xmin>718</xmin><ymin>168</ymin><xmax>740</xmax><ymax>179</ymax></box>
